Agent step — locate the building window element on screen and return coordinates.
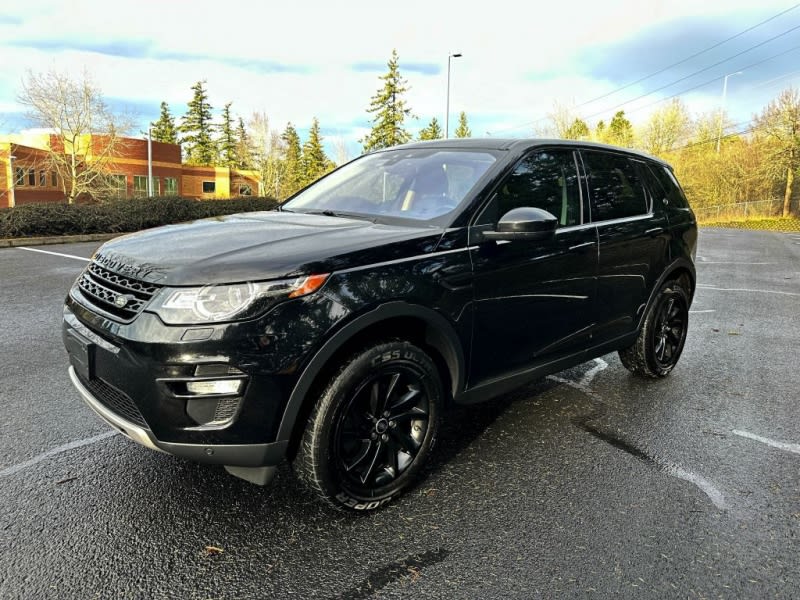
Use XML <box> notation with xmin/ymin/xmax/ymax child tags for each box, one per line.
<box><xmin>202</xmin><ymin>181</ymin><xmax>216</xmax><ymax>194</ymax></box>
<box><xmin>110</xmin><ymin>174</ymin><xmax>127</xmax><ymax>199</ymax></box>
<box><xmin>51</xmin><ymin>172</ymin><xmax>58</xmax><ymax>187</ymax></box>
<box><xmin>15</xmin><ymin>168</ymin><xmax>25</xmax><ymax>186</ymax></box>
<box><xmin>133</xmin><ymin>175</ymin><xmax>149</xmax><ymax>197</ymax></box>
<box><xmin>151</xmin><ymin>176</ymin><xmax>160</xmax><ymax>196</ymax></box>
<box><xmin>39</xmin><ymin>170</ymin><xmax>47</xmax><ymax>187</ymax></box>
<box><xmin>28</xmin><ymin>169</ymin><xmax>36</xmax><ymax>186</ymax></box>
<box><xmin>164</xmin><ymin>177</ymin><xmax>178</xmax><ymax>195</ymax></box>
<box><xmin>238</xmin><ymin>184</ymin><xmax>253</xmax><ymax>196</ymax></box>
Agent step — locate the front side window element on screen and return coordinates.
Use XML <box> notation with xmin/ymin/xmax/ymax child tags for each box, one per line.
<box><xmin>582</xmin><ymin>151</ymin><xmax>649</xmax><ymax>221</ymax></box>
<box><xmin>283</xmin><ymin>149</ymin><xmax>496</xmax><ymax>222</ymax></box>
<box><xmin>202</xmin><ymin>181</ymin><xmax>216</xmax><ymax>194</ymax></box>
<box><xmin>477</xmin><ymin>149</ymin><xmax>581</xmax><ymax>226</ymax></box>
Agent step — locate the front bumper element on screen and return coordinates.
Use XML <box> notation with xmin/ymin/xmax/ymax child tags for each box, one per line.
<box><xmin>68</xmin><ymin>365</ymin><xmax>286</xmax><ymax>484</ymax></box>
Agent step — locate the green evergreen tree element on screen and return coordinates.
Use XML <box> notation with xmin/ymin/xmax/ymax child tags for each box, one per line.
<box><xmin>180</xmin><ymin>81</ymin><xmax>216</xmax><ymax>165</ymax></box>
<box><xmin>607</xmin><ymin>110</ymin><xmax>634</xmax><ymax>147</ymax></box>
<box><xmin>151</xmin><ymin>101</ymin><xmax>177</xmax><ymax>144</ymax></box>
<box><xmin>454</xmin><ymin>111</ymin><xmax>471</xmax><ymax>138</ymax></box>
<box><xmin>418</xmin><ymin>117</ymin><xmax>443</xmax><ymax>140</ymax></box>
<box><xmin>218</xmin><ymin>102</ymin><xmax>237</xmax><ymax>168</ymax></box>
<box><xmin>235</xmin><ymin>117</ymin><xmax>252</xmax><ymax>169</ymax></box>
<box><xmin>361</xmin><ymin>49</ymin><xmax>413</xmax><ymax>152</ymax></box>
<box><xmin>563</xmin><ymin>118</ymin><xmax>590</xmax><ymax>140</ymax></box>
<box><xmin>281</xmin><ymin>122</ymin><xmax>303</xmax><ymax>197</ymax></box>
<box><xmin>300</xmin><ymin>117</ymin><xmax>333</xmax><ymax>186</ymax></box>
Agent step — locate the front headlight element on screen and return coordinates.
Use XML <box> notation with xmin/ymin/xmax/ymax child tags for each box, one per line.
<box><xmin>148</xmin><ymin>274</ymin><xmax>329</xmax><ymax>324</ymax></box>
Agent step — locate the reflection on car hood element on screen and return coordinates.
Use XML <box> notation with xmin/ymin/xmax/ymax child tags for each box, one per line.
<box><xmin>91</xmin><ymin>210</ymin><xmax>444</xmax><ymax>285</ymax></box>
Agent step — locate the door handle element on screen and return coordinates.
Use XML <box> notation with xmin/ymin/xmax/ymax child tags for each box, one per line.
<box><xmin>569</xmin><ymin>241</ymin><xmax>596</xmax><ymax>252</ymax></box>
<box><xmin>645</xmin><ymin>227</ymin><xmax>664</xmax><ymax>237</ymax></box>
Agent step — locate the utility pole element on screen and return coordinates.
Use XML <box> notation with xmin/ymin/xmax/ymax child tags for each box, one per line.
<box><xmin>717</xmin><ymin>71</ymin><xmax>743</xmax><ymax>154</ymax></box>
<box><xmin>147</xmin><ymin>125</ymin><xmax>153</xmax><ymax>196</ymax></box>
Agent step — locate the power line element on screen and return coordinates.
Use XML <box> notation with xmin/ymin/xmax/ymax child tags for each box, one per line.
<box><xmin>610</xmin><ymin>44</ymin><xmax>800</xmax><ymax>119</ymax></box>
<box><xmin>579</xmin><ymin>22</ymin><xmax>800</xmax><ymax>122</ymax></box>
<box><xmin>575</xmin><ymin>3</ymin><xmax>800</xmax><ymax>108</ymax></box>
<box><xmin>489</xmin><ymin>4</ymin><xmax>800</xmax><ymax>135</ymax></box>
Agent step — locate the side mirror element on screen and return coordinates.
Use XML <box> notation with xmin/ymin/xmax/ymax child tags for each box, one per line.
<box><xmin>482</xmin><ymin>207</ymin><xmax>558</xmax><ymax>241</ymax></box>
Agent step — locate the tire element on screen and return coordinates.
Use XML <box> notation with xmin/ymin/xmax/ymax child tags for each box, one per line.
<box><xmin>619</xmin><ymin>281</ymin><xmax>690</xmax><ymax>378</ymax></box>
<box><xmin>293</xmin><ymin>341</ymin><xmax>442</xmax><ymax>512</ymax></box>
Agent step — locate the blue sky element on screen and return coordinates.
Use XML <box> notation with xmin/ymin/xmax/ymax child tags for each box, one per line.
<box><xmin>1</xmin><ymin>0</ymin><xmax>799</xmax><ymax>159</ymax></box>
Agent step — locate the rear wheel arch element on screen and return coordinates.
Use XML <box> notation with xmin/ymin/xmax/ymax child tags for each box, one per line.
<box><xmin>277</xmin><ymin>303</ymin><xmax>465</xmax><ymax>457</ymax></box>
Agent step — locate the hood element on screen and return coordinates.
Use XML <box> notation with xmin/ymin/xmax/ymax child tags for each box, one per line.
<box><xmin>92</xmin><ymin>211</ymin><xmax>444</xmax><ymax>285</ymax></box>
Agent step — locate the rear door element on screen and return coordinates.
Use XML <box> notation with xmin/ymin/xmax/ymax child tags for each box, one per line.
<box><xmin>580</xmin><ymin>150</ymin><xmax>669</xmax><ymax>346</ymax></box>
<box><xmin>469</xmin><ymin>149</ymin><xmax>597</xmax><ymax>385</ymax></box>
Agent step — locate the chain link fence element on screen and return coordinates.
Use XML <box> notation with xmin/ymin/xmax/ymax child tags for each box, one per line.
<box><xmin>693</xmin><ymin>198</ymin><xmax>799</xmax><ymax>222</ymax></box>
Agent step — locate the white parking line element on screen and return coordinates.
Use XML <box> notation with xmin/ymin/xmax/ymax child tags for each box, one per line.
<box><xmin>17</xmin><ymin>247</ymin><xmax>90</xmax><ymax>262</ymax></box>
<box><xmin>689</xmin><ymin>309</ymin><xmax>716</xmax><ymax>314</ymax></box>
<box><xmin>0</xmin><ymin>431</ymin><xmax>118</xmax><ymax>478</ymax></box>
<box><xmin>732</xmin><ymin>429</ymin><xmax>800</xmax><ymax>455</ymax></box>
<box><xmin>696</xmin><ymin>285</ymin><xmax>800</xmax><ymax>297</ymax></box>
<box><xmin>666</xmin><ymin>465</ymin><xmax>727</xmax><ymax>510</ymax></box>
<box><xmin>579</xmin><ymin>358</ymin><xmax>608</xmax><ymax>387</ymax></box>
<box><xmin>696</xmin><ymin>261</ymin><xmax>776</xmax><ymax>265</ymax></box>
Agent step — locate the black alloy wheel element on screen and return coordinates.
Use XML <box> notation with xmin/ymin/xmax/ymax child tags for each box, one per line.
<box><xmin>334</xmin><ymin>367</ymin><xmax>430</xmax><ymax>493</ymax></box>
<box><xmin>619</xmin><ymin>281</ymin><xmax>690</xmax><ymax>378</ymax></box>
<box><xmin>294</xmin><ymin>341</ymin><xmax>442</xmax><ymax>511</ymax></box>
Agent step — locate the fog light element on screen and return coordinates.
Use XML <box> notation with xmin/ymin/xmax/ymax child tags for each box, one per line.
<box><xmin>186</xmin><ymin>379</ymin><xmax>243</xmax><ymax>395</ymax></box>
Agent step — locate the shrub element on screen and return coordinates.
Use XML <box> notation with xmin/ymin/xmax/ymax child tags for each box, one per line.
<box><xmin>0</xmin><ymin>196</ymin><xmax>279</xmax><ymax>239</ymax></box>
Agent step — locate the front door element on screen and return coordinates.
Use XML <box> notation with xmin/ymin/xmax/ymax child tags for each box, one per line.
<box><xmin>469</xmin><ymin>149</ymin><xmax>598</xmax><ymax>386</ymax></box>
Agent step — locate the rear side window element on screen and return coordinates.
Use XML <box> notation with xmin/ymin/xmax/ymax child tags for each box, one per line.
<box><xmin>647</xmin><ymin>164</ymin><xmax>690</xmax><ymax>209</ymax></box>
<box><xmin>582</xmin><ymin>151</ymin><xmax>649</xmax><ymax>221</ymax></box>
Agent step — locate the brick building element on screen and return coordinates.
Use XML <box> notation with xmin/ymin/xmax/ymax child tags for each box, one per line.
<box><xmin>0</xmin><ymin>132</ymin><xmax>260</xmax><ymax>208</ymax></box>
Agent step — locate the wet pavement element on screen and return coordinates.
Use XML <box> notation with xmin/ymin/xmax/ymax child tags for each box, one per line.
<box><xmin>1</xmin><ymin>229</ymin><xmax>799</xmax><ymax>599</ymax></box>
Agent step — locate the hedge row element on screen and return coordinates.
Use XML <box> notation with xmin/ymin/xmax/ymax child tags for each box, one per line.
<box><xmin>0</xmin><ymin>196</ymin><xmax>279</xmax><ymax>239</ymax></box>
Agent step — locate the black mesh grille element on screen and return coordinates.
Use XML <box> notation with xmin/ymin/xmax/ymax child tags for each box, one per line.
<box><xmin>75</xmin><ymin>262</ymin><xmax>161</xmax><ymax>322</ymax></box>
<box><xmin>78</xmin><ymin>374</ymin><xmax>148</xmax><ymax>428</ymax></box>
<box><xmin>213</xmin><ymin>398</ymin><xmax>241</xmax><ymax>423</ymax></box>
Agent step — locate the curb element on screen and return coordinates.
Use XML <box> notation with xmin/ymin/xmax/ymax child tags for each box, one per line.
<box><xmin>0</xmin><ymin>233</ymin><xmax>119</xmax><ymax>248</ymax></box>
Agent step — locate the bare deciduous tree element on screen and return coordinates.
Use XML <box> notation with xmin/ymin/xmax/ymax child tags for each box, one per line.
<box><xmin>754</xmin><ymin>87</ymin><xmax>800</xmax><ymax>217</ymax></box>
<box><xmin>18</xmin><ymin>69</ymin><xmax>133</xmax><ymax>203</ymax></box>
<box><xmin>248</xmin><ymin>111</ymin><xmax>286</xmax><ymax>198</ymax></box>
<box><xmin>639</xmin><ymin>99</ymin><xmax>692</xmax><ymax>156</ymax></box>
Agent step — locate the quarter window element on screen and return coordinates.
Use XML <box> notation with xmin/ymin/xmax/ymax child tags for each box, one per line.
<box><xmin>582</xmin><ymin>151</ymin><xmax>649</xmax><ymax>221</ymax></box>
<box><xmin>477</xmin><ymin>150</ymin><xmax>581</xmax><ymax>227</ymax></box>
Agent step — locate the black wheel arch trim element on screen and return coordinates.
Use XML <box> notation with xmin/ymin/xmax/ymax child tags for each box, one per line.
<box><xmin>275</xmin><ymin>301</ymin><xmax>466</xmax><ymax>442</ymax></box>
<box><xmin>638</xmin><ymin>257</ymin><xmax>696</xmax><ymax>330</ymax></box>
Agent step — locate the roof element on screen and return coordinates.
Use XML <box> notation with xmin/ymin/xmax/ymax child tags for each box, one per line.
<box><xmin>397</xmin><ymin>137</ymin><xmax>670</xmax><ymax>167</ymax></box>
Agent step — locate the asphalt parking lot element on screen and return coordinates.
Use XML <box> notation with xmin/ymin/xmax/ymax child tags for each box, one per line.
<box><xmin>1</xmin><ymin>228</ymin><xmax>799</xmax><ymax>599</ymax></box>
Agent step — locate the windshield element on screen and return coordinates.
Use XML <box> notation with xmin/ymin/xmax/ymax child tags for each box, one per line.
<box><xmin>283</xmin><ymin>148</ymin><xmax>497</xmax><ymax>221</ymax></box>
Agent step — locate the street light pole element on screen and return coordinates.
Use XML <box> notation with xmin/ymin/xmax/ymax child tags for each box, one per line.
<box><xmin>8</xmin><ymin>154</ymin><xmax>16</xmax><ymax>208</ymax></box>
<box><xmin>717</xmin><ymin>71</ymin><xmax>743</xmax><ymax>154</ymax></box>
<box><xmin>147</xmin><ymin>125</ymin><xmax>153</xmax><ymax>196</ymax></box>
<box><xmin>445</xmin><ymin>52</ymin><xmax>462</xmax><ymax>139</ymax></box>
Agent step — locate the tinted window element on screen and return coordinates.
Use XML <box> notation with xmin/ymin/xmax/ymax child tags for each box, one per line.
<box><xmin>477</xmin><ymin>150</ymin><xmax>581</xmax><ymax>226</ymax></box>
<box><xmin>648</xmin><ymin>164</ymin><xmax>690</xmax><ymax>209</ymax></box>
<box><xmin>583</xmin><ymin>151</ymin><xmax>649</xmax><ymax>221</ymax></box>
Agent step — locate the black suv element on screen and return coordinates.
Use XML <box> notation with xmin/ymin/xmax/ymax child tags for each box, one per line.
<box><xmin>63</xmin><ymin>139</ymin><xmax>696</xmax><ymax>511</ymax></box>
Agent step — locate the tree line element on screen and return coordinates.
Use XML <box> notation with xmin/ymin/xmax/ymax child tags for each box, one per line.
<box><xmin>546</xmin><ymin>90</ymin><xmax>800</xmax><ymax>218</ymax></box>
